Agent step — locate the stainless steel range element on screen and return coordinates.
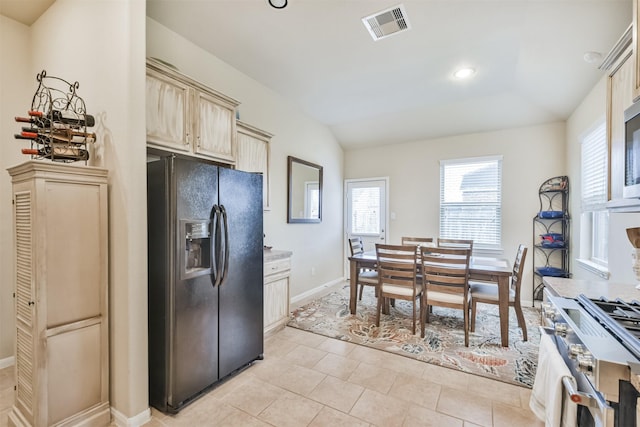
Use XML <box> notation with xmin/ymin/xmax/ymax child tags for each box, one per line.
<box><xmin>541</xmin><ymin>294</ymin><xmax>640</xmax><ymax>427</ymax></box>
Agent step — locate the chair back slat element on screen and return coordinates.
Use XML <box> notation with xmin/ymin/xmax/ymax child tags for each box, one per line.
<box><xmin>437</xmin><ymin>238</ymin><xmax>474</xmax><ymax>252</ymax></box>
<box><xmin>401</xmin><ymin>236</ymin><xmax>434</xmax><ymax>247</ymax></box>
<box><xmin>349</xmin><ymin>236</ymin><xmax>365</xmax><ymax>256</ymax></box>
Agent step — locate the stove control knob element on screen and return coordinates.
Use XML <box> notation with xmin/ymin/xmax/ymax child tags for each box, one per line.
<box><xmin>569</xmin><ymin>344</ymin><xmax>585</xmax><ymax>359</ymax></box>
<box><xmin>543</xmin><ymin>305</ymin><xmax>557</xmax><ymax>321</ymax></box>
<box><xmin>554</xmin><ymin>322</ymin><xmax>568</xmax><ymax>336</ymax></box>
<box><xmin>577</xmin><ymin>353</ymin><xmax>595</xmax><ymax>374</ymax></box>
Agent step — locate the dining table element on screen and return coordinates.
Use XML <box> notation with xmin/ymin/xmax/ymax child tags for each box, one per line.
<box><xmin>348</xmin><ymin>251</ymin><xmax>514</xmax><ymax>347</ymax></box>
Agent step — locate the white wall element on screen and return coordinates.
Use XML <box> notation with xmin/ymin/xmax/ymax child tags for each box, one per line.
<box><xmin>567</xmin><ymin>75</ymin><xmax>640</xmax><ymax>284</ymax></box>
<box><xmin>0</xmin><ymin>16</ymin><xmax>31</xmax><ymax>365</ymax></box>
<box><xmin>146</xmin><ymin>19</ymin><xmax>346</xmax><ymax>298</ymax></box>
<box><xmin>344</xmin><ymin>122</ymin><xmax>567</xmax><ymax>305</ymax></box>
<box><xmin>1</xmin><ymin>0</ymin><xmax>150</xmax><ymax>421</ymax></box>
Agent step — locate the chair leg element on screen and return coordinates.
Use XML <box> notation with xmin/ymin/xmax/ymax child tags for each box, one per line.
<box><xmin>419</xmin><ymin>295</ymin><xmax>425</xmax><ymax>338</ymax></box>
<box><xmin>358</xmin><ymin>284</ymin><xmax>364</xmax><ymax>300</ymax></box>
<box><xmin>470</xmin><ymin>300</ymin><xmax>477</xmax><ymax>332</ymax></box>
<box><xmin>514</xmin><ymin>302</ymin><xmax>528</xmax><ymax>341</ymax></box>
<box><xmin>411</xmin><ymin>300</ymin><xmax>416</xmax><ymax>335</ymax></box>
<box><xmin>376</xmin><ymin>295</ymin><xmax>383</xmax><ymax>327</ymax></box>
<box><xmin>463</xmin><ymin>305</ymin><xmax>470</xmax><ymax>347</ymax></box>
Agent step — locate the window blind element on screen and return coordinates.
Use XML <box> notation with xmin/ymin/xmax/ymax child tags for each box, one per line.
<box><xmin>581</xmin><ymin>122</ymin><xmax>607</xmax><ymax>211</ymax></box>
<box><xmin>351</xmin><ymin>187</ymin><xmax>381</xmax><ymax>234</ymax></box>
<box><xmin>440</xmin><ymin>156</ymin><xmax>502</xmax><ymax>249</ymax></box>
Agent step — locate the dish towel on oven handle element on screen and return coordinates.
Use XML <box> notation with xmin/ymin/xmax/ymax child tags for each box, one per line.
<box><xmin>530</xmin><ymin>333</ymin><xmax>577</xmax><ymax>427</ymax></box>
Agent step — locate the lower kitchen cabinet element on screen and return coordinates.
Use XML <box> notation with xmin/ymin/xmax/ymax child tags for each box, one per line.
<box><xmin>264</xmin><ymin>250</ymin><xmax>292</xmax><ymax>336</ymax></box>
<box><xmin>7</xmin><ymin>161</ymin><xmax>110</xmax><ymax>427</ymax></box>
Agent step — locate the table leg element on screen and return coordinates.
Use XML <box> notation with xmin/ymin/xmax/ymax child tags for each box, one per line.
<box><xmin>350</xmin><ymin>260</ymin><xmax>358</xmax><ymax>314</ymax></box>
<box><xmin>498</xmin><ymin>276</ymin><xmax>509</xmax><ymax>347</ymax></box>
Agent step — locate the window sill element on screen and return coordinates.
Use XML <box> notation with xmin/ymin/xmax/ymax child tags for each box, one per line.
<box><xmin>576</xmin><ymin>259</ymin><xmax>610</xmax><ymax>279</ymax></box>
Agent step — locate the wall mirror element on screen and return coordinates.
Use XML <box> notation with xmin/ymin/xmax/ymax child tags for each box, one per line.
<box><xmin>287</xmin><ymin>156</ymin><xmax>322</xmax><ymax>223</ymax></box>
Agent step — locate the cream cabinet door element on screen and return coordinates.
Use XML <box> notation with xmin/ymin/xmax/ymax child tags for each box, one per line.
<box><xmin>634</xmin><ymin>0</ymin><xmax>640</xmax><ymax>101</ymax></box>
<box><xmin>236</xmin><ymin>121</ymin><xmax>272</xmax><ymax>209</ymax></box>
<box><xmin>193</xmin><ymin>90</ymin><xmax>237</xmax><ymax>164</ymax></box>
<box><xmin>146</xmin><ymin>68</ymin><xmax>191</xmax><ymax>153</ymax></box>
<box><xmin>608</xmin><ymin>48</ymin><xmax>634</xmax><ymax>200</ymax></box>
<box><xmin>263</xmin><ymin>256</ymin><xmax>291</xmax><ymax>336</ymax></box>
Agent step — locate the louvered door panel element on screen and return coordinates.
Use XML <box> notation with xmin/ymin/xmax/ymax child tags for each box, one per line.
<box><xmin>14</xmin><ymin>191</ymin><xmax>33</xmax><ymax>326</ymax></box>
<box><xmin>13</xmin><ymin>191</ymin><xmax>35</xmax><ymax>421</ymax></box>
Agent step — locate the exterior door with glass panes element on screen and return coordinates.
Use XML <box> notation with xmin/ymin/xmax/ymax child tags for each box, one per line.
<box><xmin>345</xmin><ymin>178</ymin><xmax>388</xmax><ymax>277</ymax></box>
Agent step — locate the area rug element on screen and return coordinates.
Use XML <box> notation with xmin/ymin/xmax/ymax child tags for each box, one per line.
<box><xmin>287</xmin><ymin>284</ymin><xmax>541</xmax><ymax>388</ymax></box>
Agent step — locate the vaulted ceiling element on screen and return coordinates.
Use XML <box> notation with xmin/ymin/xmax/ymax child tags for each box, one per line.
<box><xmin>147</xmin><ymin>0</ymin><xmax>632</xmax><ymax>149</ymax></box>
<box><xmin>3</xmin><ymin>1</ymin><xmax>632</xmax><ymax>150</ymax></box>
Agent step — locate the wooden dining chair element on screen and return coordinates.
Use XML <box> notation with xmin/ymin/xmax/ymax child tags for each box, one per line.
<box><xmin>375</xmin><ymin>244</ymin><xmax>423</xmax><ymax>335</ymax></box>
<box><xmin>419</xmin><ymin>246</ymin><xmax>472</xmax><ymax>346</ymax></box>
<box><xmin>470</xmin><ymin>244</ymin><xmax>528</xmax><ymax>341</ymax></box>
<box><xmin>348</xmin><ymin>236</ymin><xmax>378</xmax><ymax>300</ymax></box>
<box><xmin>437</xmin><ymin>238</ymin><xmax>474</xmax><ymax>252</ymax></box>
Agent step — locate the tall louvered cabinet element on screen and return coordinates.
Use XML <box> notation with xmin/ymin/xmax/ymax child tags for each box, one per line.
<box><xmin>7</xmin><ymin>161</ymin><xmax>110</xmax><ymax>427</ymax></box>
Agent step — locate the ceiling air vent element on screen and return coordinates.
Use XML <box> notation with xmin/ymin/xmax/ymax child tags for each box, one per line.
<box><xmin>362</xmin><ymin>4</ymin><xmax>411</xmax><ymax>41</ymax></box>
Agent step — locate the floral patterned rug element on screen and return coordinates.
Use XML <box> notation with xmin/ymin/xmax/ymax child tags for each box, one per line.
<box><xmin>287</xmin><ymin>284</ymin><xmax>541</xmax><ymax>388</ymax></box>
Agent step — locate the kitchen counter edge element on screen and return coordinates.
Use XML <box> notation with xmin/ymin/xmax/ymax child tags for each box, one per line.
<box><xmin>542</xmin><ymin>277</ymin><xmax>640</xmax><ymax>302</ymax></box>
<box><xmin>264</xmin><ymin>249</ymin><xmax>293</xmax><ymax>263</ymax></box>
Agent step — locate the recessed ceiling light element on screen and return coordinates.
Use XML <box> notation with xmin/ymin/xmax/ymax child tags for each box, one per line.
<box><xmin>268</xmin><ymin>0</ymin><xmax>287</xmax><ymax>9</ymax></box>
<box><xmin>583</xmin><ymin>51</ymin><xmax>602</xmax><ymax>64</ymax></box>
<box><xmin>453</xmin><ymin>67</ymin><xmax>476</xmax><ymax>80</ymax></box>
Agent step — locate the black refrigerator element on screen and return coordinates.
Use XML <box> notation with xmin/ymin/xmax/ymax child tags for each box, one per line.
<box><xmin>147</xmin><ymin>155</ymin><xmax>264</xmax><ymax>413</ymax></box>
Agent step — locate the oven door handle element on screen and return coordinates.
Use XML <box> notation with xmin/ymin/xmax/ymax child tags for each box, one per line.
<box><xmin>561</xmin><ymin>376</ymin><xmax>598</xmax><ymax>408</ymax></box>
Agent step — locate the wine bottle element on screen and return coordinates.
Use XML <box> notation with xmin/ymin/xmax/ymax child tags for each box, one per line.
<box><xmin>18</xmin><ymin>110</ymin><xmax>95</xmax><ymax>128</ymax></box>
<box><xmin>20</xmin><ymin>126</ymin><xmax>96</xmax><ymax>139</ymax></box>
<box><xmin>19</xmin><ymin>129</ymin><xmax>96</xmax><ymax>144</ymax></box>
<box><xmin>15</xmin><ymin>115</ymin><xmax>95</xmax><ymax>130</ymax></box>
<box><xmin>21</xmin><ymin>146</ymin><xmax>89</xmax><ymax>161</ymax></box>
<box><xmin>28</xmin><ymin>110</ymin><xmax>95</xmax><ymax>127</ymax></box>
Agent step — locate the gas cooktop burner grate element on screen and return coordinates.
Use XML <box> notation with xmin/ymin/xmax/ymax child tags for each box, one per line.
<box><xmin>578</xmin><ymin>294</ymin><xmax>640</xmax><ymax>359</ymax></box>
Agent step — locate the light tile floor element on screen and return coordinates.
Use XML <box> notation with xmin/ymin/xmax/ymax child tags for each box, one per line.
<box><xmin>0</xmin><ymin>326</ymin><xmax>543</xmax><ymax>427</ymax></box>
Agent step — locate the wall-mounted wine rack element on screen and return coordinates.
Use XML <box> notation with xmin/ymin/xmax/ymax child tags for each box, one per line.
<box><xmin>14</xmin><ymin>70</ymin><xmax>96</xmax><ymax>163</ymax></box>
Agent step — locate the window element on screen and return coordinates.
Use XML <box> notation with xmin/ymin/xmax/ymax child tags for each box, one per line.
<box><xmin>350</xmin><ymin>186</ymin><xmax>381</xmax><ymax>234</ymax></box>
<box><xmin>579</xmin><ymin>121</ymin><xmax>609</xmax><ymax>274</ymax></box>
<box><xmin>440</xmin><ymin>156</ymin><xmax>502</xmax><ymax>251</ymax></box>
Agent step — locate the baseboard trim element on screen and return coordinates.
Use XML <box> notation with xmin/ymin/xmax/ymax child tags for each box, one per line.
<box><xmin>290</xmin><ymin>278</ymin><xmax>345</xmax><ymax>310</ymax></box>
<box><xmin>0</xmin><ymin>356</ymin><xmax>15</xmax><ymax>369</ymax></box>
<box><xmin>110</xmin><ymin>406</ymin><xmax>151</xmax><ymax>427</ymax></box>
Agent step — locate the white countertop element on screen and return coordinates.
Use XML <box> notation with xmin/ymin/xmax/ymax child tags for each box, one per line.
<box><xmin>543</xmin><ymin>277</ymin><xmax>640</xmax><ymax>302</ymax></box>
<box><xmin>264</xmin><ymin>249</ymin><xmax>292</xmax><ymax>263</ymax></box>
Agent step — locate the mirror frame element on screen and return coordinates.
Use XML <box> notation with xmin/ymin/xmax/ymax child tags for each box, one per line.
<box><xmin>287</xmin><ymin>156</ymin><xmax>323</xmax><ymax>223</ymax></box>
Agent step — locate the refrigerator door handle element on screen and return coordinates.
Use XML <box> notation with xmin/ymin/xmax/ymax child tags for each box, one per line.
<box><xmin>219</xmin><ymin>205</ymin><xmax>230</xmax><ymax>287</ymax></box>
<box><xmin>211</xmin><ymin>205</ymin><xmax>222</xmax><ymax>288</ymax></box>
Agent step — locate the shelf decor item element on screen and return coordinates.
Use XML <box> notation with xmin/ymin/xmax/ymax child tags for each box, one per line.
<box><xmin>532</xmin><ymin>176</ymin><xmax>570</xmax><ymax>301</ymax></box>
<box><xmin>627</xmin><ymin>227</ymin><xmax>640</xmax><ymax>289</ymax></box>
<box><xmin>13</xmin><ymin>70</ymin><xmax>95</xmax><ymax>164</ymax></box>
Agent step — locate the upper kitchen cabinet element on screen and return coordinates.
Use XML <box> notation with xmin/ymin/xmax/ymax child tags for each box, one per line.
<box><xmin>146</xmin><ymin>58</ymin><xmax>240</xmax><ymax>165</ymax></box>
<box><xmin>634</xmin><ymin>0</ymin><xmax>640</xmax><ymax>100</ymax></box>
<box><xmin>606</xmin><ymin>39</ymin><xmax>634</xmax><ymax>201</ymax></box>
<box><xmin>146</xmin><ymin>65</ymin><xmax>191</xmax><ymax>153</ymax></box>
<box><xmin>236</xmin><ymin>120</ymin><xmax>273</xmax><ymax>210</ymax></box>
<box><xmin>193</xmin><ymin>90</ymin><xmax>237</xmax><ymax>163</ymax></box>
